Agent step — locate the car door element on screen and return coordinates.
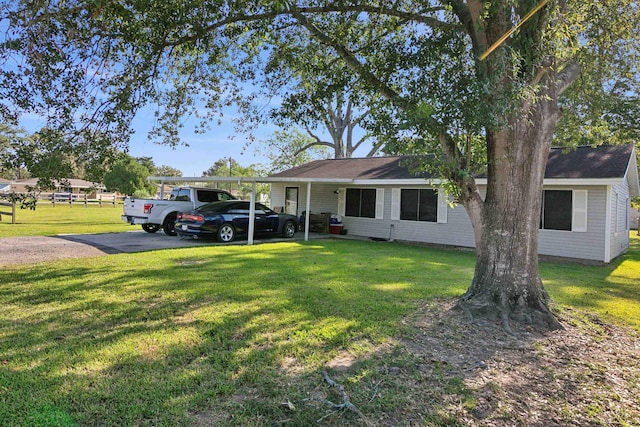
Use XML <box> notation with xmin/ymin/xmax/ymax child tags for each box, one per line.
<box><xmin>253</xmin><ymin>203</ymin><xmax>271</xmax><ymax>233</ymax></box>
<box><xmin>229</xmin><ymin>202</ymin><xmax>250</xmax><ymax>234</ymax></box>
<box><xmin>256</xmin><ymin>203</ymin><xmax>279</xmax><ymax>232</ymax></box>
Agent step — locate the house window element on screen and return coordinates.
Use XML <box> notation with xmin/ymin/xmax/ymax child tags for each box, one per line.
<box><xmin>345</xmin><ymin>188</ymin><xmax>376</xmax><ymax>218</ymax></box>
<box><xmin>540</xmin><ymin>190</ymin><xmax>572</xmax><ymax>231</ymax></box>
<box><xmin>400</xmin><ymin>189</ymin><xmax>438</xmax><ymax>222</ymax></box>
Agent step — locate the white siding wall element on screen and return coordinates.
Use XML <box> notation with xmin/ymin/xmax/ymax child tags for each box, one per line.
<box><xmin>270</xmin><ymin>182</ymin><xmax>620</xmax><ymax>262</ymax></box>
<box><xmin>538</xmin><ymin>186</ymin><xmax>608</xmax><ymax>262</ymax></box>
<box><xmin>270</xmin><ymin>183</ymin><xmax>340</xmax><ymax>217</ymax></box>
<box><xmin>609</xmin><ymin>181</ymin><xmax>631</xmax><ymax>261</ymax></box>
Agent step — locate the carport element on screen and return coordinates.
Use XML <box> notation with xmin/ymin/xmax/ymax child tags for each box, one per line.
<box><xmin>147</xmin><ymin>175</ymin><xmax>354</xmax><ymax>245</ymax></box>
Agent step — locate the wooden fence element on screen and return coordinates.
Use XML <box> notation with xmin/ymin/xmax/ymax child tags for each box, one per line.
<box><xmin>0</xmin><ymin>200</ymin><xmax>15</xmax><ymax>223</ymax></box>
<box><xmin>49</xmin><ymin>193</ymin><xmax>121</xmax><ymax>207</ymax></box>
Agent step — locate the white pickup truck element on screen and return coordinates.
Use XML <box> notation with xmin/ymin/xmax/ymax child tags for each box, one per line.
<box><xmin>121</xmin><ymin>186</ymin><xmax>235</xmax><ymax>236</ymax></box>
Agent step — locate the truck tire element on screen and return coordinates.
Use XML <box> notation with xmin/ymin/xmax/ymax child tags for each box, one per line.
<box><xmin>163</xmin><ymin>213</ymin><xmax>178</xmax><ymax>236</ymax></box>
<box><xmin>141</xmin><ymin>224</ymin><xmax>161</xmax><ymax>233</ymax></box>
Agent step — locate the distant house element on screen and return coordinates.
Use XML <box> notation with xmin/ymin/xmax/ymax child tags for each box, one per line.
<box><xmin>269</xmin><ymin>144</ymin><xmax>640</xmax><ymax>263</ymax></box>
<box><xmin>7</xmin><ymin>178</ymin><xmax>110</xmax><ymax>198</ymax></box>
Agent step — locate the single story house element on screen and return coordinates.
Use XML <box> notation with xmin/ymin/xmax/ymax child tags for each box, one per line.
<box><xmin>269</xmin><ymin>144</ymin><xmax>640</xmax><ymax>263</ymax></box>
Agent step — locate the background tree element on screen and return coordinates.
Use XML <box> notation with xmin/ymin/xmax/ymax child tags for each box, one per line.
<box><xmin>202</xmin><ymin>158</ymin><xmax>269</xmax><ymax>200</ymax></box>
<box><xmin>155</xmin><ymin>165</ymin><xmax>183</xmax><ymax>177</ymax></box>
<box><xmin>252</xmin><ymin>35</ymin><xmax>382</xmax><ymax>159</ymax></box>
<box><xmin>103</xmin><ymin>155</ymin><xmax>157</xmax><ymax>197</ymax></box>
<box><xmin>257</xmin><ymin>129</ymin><xmax>332</xmax><ymax>173</ymax></box>
<box><xmin>0</xmin><ymin>124</ymin><xmax>31</xmax><ymax>180</ymax></box>
<box><xmin>1</xmin><ymin>1</ymin><xmax>638</xmax><ymax>330</ymax></box>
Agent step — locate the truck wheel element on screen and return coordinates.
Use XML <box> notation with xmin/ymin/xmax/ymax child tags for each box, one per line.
<box><xmin>141</xmin><ymin>224</ymin><xmax>160</xmax><ymax>233</ymax></box>
<box><xmin>163</xmin><ymin>213</ymin><xmax>178</xmax><ymax>236</ymax></box>
<box><xmin>217</xmin><ymin>223</ymin><xmax>236</xmax><ymax>242</ymax></box>
<box><xmin>281</xmin><ymin>220</ymin><xmax>296</xmax><ymax>238</ymax></box>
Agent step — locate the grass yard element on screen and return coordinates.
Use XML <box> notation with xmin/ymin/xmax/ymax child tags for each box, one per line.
<box><xmin>0</xmin><ymin>203</ymin><xmax>131</xmax><ymax>237</ymax></box>
<box><xmin>0</xmin><ymin>207</ymin><xmax>638</xmax><ymax>425</ymax></box>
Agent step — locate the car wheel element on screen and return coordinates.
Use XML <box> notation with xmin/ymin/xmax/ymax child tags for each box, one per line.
<box><xmin>217</xmin><ymin>223</ymin><xmax>236</xmax><ymax>242</ymax></box>
<box><xmin>163</xmin><ymin>213</ymin><xmax>178</xmax><ymax>236</ymax></box>
<box><xmin>141</xmin><ymin>224</ymin><xmax>160</xmax><ymax>233</ymax></box>
<box><xmin>282</xmin><ymin>220</ymin><xmax>296</xmax><ymax>238</ymax></box>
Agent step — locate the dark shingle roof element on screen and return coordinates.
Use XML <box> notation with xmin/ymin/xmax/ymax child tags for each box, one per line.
<box><xmin>271</xmin><ymin>156</ymin><xmax>420</xmax><ymax>180</ymax></box>
<box><xmin>271</xmin><ymin>144</ymin><xmax>635</xmax><ymax>181</ymax></box>
<box><xmin>545</xmin><ymin>144</ymin><xmax>634</xmax><ymax>179</ymax></box>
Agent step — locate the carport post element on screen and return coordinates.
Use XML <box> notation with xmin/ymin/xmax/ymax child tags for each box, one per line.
<box><xmin>304</xmin><ymin>181</ymin><xmax>311</xmax><ymax>241</ymax></box>
<box><xmin>248</xmin><ymin>181</ymin><xmax>256</xmax><ymax>245</ymax></box>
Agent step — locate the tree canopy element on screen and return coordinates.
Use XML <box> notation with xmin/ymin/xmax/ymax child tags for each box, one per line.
<box><xmin>202</xmin><ymin>158</ymin><xmax>269</xmax><ymax>199</ymax></box>
<box><xmin>103</xmin><ymin>155</ymin><xmax>157</xmax><ymax>197</ymax></box>
<box><xmin>257</xmin><ymin>129</ymin><xmax>332</xmax><ymax>173</ymax></box>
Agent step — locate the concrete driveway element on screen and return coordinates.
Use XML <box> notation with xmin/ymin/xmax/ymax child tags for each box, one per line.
<box><xmin>0</xmin><ymin>230</ymin><xmax>327</xmax><ymax>266</ymax></box>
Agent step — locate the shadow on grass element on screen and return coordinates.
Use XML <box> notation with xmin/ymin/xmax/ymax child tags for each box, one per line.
<box><xmin>0</xmin><ymin>236</ymin><xmax>637</xmax><ymax>425</ymax></box>
<box><xmin>0</xmin><ymin>240</ymin><xmax>474</xmax><ymax>425</ymax></box>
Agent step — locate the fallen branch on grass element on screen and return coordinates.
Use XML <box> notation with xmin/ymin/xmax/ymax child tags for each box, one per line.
<box><xmin>304</xmin><ymin>370</ymin><xmax>374</xmax><ymax>426</ymax></box>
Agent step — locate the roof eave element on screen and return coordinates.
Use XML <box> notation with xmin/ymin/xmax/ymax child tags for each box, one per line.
<box><xmin>624</xmin><ymin>146</ymin><xmax>640</xmax><ymax>197</ymax></box>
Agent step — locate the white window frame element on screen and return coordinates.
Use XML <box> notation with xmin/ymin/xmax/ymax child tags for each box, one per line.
<box><xmin>391</xmin><ymin>187</ymin><xmax>448</xmax><ymax>224</ymax></box>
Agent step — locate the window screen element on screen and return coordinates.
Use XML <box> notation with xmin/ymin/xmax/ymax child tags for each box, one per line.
<box><xmin>345</xmin><ymin>188</ymin><xmax>376</xmax><ymax>218</ymax></box>
<box><xmin>401</xmin><ymin>189</ymin><xmax>438</xmax><ymax>222</ymax></box>
<box><xmin>541</xmin><ymin>190</ymin><xmax>572</xmax><ymax>231</ymax></box>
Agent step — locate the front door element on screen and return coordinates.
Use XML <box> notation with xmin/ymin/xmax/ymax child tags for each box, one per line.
<box><xmin>285</xmin><ymin>187</ymin><xmax>299</xmax><ymax>216</ymax></box>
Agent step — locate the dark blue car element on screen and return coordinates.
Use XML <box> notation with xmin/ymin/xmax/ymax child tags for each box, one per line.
<box><xmin>175</xmin><ymin>200</ymin><xmax>298</xmax><ymax>242</ymax></box>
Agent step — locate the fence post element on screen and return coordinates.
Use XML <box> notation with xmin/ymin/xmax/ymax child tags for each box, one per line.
<box><xmin>0</xmin><ymin>198</ymin><xmax>16</xmax><ymax>223</ymax></box>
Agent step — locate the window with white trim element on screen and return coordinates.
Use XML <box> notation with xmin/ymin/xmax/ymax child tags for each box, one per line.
<box><xmin>540</xmin><ymin>189</ymin><xmax>588</xmax><ymax>232</ymax></box>
<box><xmin>345</xmin><ymin>188</ymin><xmax>376</xmax><ymax>218</ymax></box>
<box><xmin>401</xmin><ymin>189</ymin><xmax>438</xmax><ymax>222</ymax></box>
<box><xmin>391</xmin><ymin>188</ymin><xmax>448</xmax><ymax>223</ymax></box>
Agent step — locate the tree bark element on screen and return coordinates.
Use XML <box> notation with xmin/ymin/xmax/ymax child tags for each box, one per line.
<box><xmin>459</xmin><ymin>95</ymin><xmax>563</xmax><ymax>331</ymax></box>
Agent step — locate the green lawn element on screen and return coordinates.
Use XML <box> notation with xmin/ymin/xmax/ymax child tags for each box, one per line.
<box><xmin>0</xmin><ymin>207</ymin><xmax>638</xmax><ymax>425</ymax></box>
<box><xmin>0</xmin><ymin>203</ymin><xmax>132</xmax><ymax>237</ymax></box>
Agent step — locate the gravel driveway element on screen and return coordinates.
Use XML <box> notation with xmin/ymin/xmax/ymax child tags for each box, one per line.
<box><xmin>0</xmin><ymin>232</ymin><xmax>207</xmax><ymax>266</ymax></box>
<box><xmin>0</xmin><ymin>231</ymin><xmax>323</xmax><ymax>266</ymax></box>
<box><xmin>0</xmin><ymin>236</ymin><xmax>109</xmax><ymax>266</ymax></box>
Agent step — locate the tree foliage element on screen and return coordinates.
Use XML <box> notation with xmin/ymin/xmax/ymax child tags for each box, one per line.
<box><xmin>257</xmin><ymin>129</ymin><xmax>332</xmax><ymax>173</ymax></box>
<box><xmin>103</xmin><ymin>155</ymin><xmax>157</xmax><ymax>197</ymax></box>
<box><xmin>155</xmin><ymin>165</ymin><xmax>183</xmax><ymax>177</ymax></box>
<box><xmin>252</xmin><ymin>33</ymin><xmax>382</xmax><ymax>158</ymax></box>
<box><xmin>202</xmin><ymin>158</ymin><xmax>269</xmax><ymax>200</ymax></box>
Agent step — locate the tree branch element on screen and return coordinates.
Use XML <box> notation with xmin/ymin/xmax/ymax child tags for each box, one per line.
<box><xmin>292</xmin><ymin>12</ymin><xmax>408</xmax><ymax>108</ymax></box>
<box><xmin>555</xmin><ymin>60</ymin><xmax>581</xmax><ymax>95</ymax></box>
<box><xmin>156</xmin><ymin>5</ymin><xmax>455</xmax><ymax>49</ymax></box>
<box><xmin>293</xmin><ymin>126</ymin><xmax>334</xmax><ymax>156</ymax></box>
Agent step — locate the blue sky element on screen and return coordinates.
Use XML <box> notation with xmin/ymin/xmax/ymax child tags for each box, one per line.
<box><xmin>126</xmin><ymin>106</ymin><xmax>277</xmax><ymax>176</ymax></box>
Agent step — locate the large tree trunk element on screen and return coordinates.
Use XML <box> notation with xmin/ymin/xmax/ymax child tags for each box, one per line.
<box><xmin>459</xmin><ymin>99</ymin><xmax>563</xmax><ymax>332</ymax></box>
